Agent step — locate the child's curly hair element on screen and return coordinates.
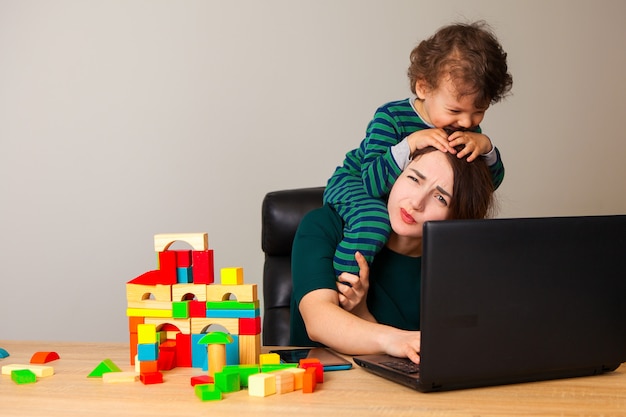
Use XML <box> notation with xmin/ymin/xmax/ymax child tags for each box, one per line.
<box><xmin>408</xmin><ymin>21</ymin><xmax>513</xmax><ymax>109</ymax></box>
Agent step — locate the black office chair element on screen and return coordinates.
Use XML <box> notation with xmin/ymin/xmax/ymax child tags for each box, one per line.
<box><xmin>261</xmin><ymin>187</ymin><xmax>325</xmax><ymax>346</ymax></box>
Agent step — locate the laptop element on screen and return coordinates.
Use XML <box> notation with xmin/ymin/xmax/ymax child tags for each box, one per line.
<box><xmin>353</xmin><ymin>215</ymin><xmax>626</xmax><ymax>392</ymax></box>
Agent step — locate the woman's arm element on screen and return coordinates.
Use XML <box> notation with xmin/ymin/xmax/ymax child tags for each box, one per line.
<box><xmin>299</xmin><ymin>288</ymin><xmax>422</xmax><ymax>364</ymax></box>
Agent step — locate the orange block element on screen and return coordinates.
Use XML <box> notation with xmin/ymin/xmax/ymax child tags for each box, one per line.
<box><xmin>30</xmin><ymin>351</ymin><xmax>60</xmax><ymax>364</ymax></box>
<box><xmin>302</xmin><ymin>368</ymin><xmax>317</xmax><ymax>393</ymax></box>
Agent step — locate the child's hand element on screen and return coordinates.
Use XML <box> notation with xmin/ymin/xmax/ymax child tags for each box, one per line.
<box><xmin>447</xmin><ymin>131</ymin><xmax>493</xmax><ymax>162</ymax></box>
<box><xmin>337</xmin><ymin>252</ymin><xmax>371</xmax><ymax>319</ymax></box>
<box><xmin>406</xmin><ymin>128</ymin><xmax>457</xmax><ymax>155</ymax></box>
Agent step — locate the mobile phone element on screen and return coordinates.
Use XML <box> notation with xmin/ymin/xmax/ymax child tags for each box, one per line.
<box><xmin>269</xmin><ymin>347</ymin><xmax>353</xmax><ymax>371</ymax></box>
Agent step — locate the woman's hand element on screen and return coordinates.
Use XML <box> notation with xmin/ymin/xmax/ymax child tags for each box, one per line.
<box><xmin>381</xmin><ymin>330</ymin><xmax>422</xmax><ymax>365</ymax></box>
<box><xmin>337</xmin><ymin>252</ymin><xmax>374</xmax><ymax>321</ymax></box>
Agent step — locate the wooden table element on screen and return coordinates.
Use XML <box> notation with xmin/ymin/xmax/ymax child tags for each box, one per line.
<box><xmin>1</xmin><ymin>340</ymin><xmax>625</xmax><ymax>416</ymax></box>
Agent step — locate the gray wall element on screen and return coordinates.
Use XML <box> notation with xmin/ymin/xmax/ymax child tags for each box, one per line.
<box><xmin>1</xmin><ymin>0</ymin><xmax>625</xmax><ymax>343</ymax></box>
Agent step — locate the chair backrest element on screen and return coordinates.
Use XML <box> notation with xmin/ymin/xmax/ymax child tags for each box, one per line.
<box><xmin>261</xmin><ymin>187</ymin><xmax>324</xmax><ymax>346</ymax></box>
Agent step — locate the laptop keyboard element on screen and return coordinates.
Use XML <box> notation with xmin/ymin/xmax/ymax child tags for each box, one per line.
<box><xmin>381</xmin><ymin>359</ymin><xmax>420</xmax><ymax>374</ymax></box>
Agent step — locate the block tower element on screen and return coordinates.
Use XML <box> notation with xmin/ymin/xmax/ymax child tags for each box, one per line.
<box><xmin>126</xmin><ymin>233</ymin><xmax>261</xmax><ymax>377</ymax></box>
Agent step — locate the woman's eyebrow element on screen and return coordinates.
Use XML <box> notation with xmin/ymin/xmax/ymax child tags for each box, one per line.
<box><xmin>409</xmin><ymin>168</ymin><xmax>426</xmax><ymax>179</ymax></box>
<box><xmin>437</xmin><ymin>186</ymin><xmax>452</xmax><ymax>198</ymax></box>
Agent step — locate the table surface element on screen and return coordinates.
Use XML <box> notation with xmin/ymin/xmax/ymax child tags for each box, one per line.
<box><xmin>1</xmin><ymin>340</ymin><xmax>625</xmax><ymax>417</ymax></box>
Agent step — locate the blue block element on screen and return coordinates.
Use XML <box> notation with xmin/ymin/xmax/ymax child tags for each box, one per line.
<box><xmin>226</xmin><ymin>335</ymin><xmax>239</xmax><ymax>365</ymax></box>
<box><xmin>206</xmin><ymin>308</ymin><xmax>260</xmax><ymax>319</ymax></box>
<box><xmin>137</xmin><ymin>343</ymin><xmax>158</xmax><ymax>361</ymax></box>
<box><xmin>177</xmin><ymin>266</ymin><xmax>193</xmax><ymax>283</ymax></box>
<box><xmin>192</xmin><ymin>334</ymin><xmax>207</xmax><ymax>369</ymax></box>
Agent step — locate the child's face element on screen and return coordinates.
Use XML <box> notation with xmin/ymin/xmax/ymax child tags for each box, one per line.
<box><xmin>387</xmin><ymin>151</ymin><xmax>453</xmax><ymax>240</ymax></box>
<box><xmin>415</xmin><ymin>77</ymin><xmax>488</xmax><ymax>131</ymax></box>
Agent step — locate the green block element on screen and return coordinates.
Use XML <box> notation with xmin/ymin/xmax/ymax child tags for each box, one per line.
<box><xmin>206</xmin><ymin>300</ymin><xmax>259</xmax><ymax>310</ymax></box>
<box><xmin>11</xmin><ymin>369</ymin><xmax>37</xmax><ymax>384</ymax></box>
<box><xmin>172</xmin><ymin>301</ymin><xmax>190</xmax><ymax>318</ymax></box>
<box><xmin>222</xmin><ymin>364</ymin><xmax>260</xmax><ymax>387</ymax></box>
<box><xmin>195</xmin><ymin>384</ymin><xmax>223</xmax><ymax>401</ymax></box>
<box><xmin>87</xmin><ymin>359</ymin><xmax>122</xmax><ymax>377</ymax></box>
<box><xmin>260</xmin><ymin>363</ymin><xmax>298</xmax><ymax>373</ymax></box>
<box><xmin>214</xmin><ymin>370</ymin><xmax>241</xmax><ymax>393</ymax></box>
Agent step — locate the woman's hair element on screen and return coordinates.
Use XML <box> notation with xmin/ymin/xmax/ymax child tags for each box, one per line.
<box><xmin>411</xmin><ymin>147</ymin><xmax>496</xmax><ymax>220</ymax></box>
<box><xmin>407</xmin><ymin>21</ymin><xmax>513</xmax><ymax>108</ymax></box>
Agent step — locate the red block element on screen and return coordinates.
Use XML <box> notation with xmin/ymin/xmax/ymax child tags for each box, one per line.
<box><xmin>173</xmin><ymin>250</ymin><xmax>192</xmax><ymax>267</ymax></box>
<box><xmin>190</xmin><ymin>375</ymin><xmax>214</xmax><ymax>386</ymax></box>
<box><xmin>30</xmin><ymin>351</ymin><xmax>60</xmax><ymax>364</ymax></box>
<box><xmin>299</xmin><ymin>359</ymin><xmax>324</xmax><ymax>383</ymax></box>
<box><xmin>239</xmin><ymin>317</ymin><xmax>261</xmax><ymax>335</ymax></box>
<box><xmin>128</xmin><ymin>270</ymin><xmax>162</xmax><ymax>285</ymax></box>
<box><xmin>176</xmin><ymin>333</ymin><xmax>192</xmax><ymax>367</ymax></box>
<box><xmin>158</xmin><ymin>251</ymin><xmax>178</xmax><ymax>284</ymax></box>
<box><xmin>192</xmin><ymin>250</ymin><xmax>214</xmax><ymax>284</ymax></box>
<box><xmin>189</xmin><ymin>300</ymin><xmax>207</xmax><ymax>317</ymax></box>
<box><xmin>140</xmin><ymin>371</ymin><xmax>163</xmax><ymax>385</ymax></box>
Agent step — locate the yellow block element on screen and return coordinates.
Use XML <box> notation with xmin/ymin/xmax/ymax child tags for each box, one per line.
<box><xmin>248</xmin><ymin>373</ymin><xmax>276</xmax><ymax>397</ymax></box>
<box><xmin>283</xmin><ymin>367</ymin><xmax>305</xmax><ymax>390</ymax></box>
<box><xmin>137</xmin><ymin>323</ymin><xmax>157</xmax><ymax>344</ymax></box>
<box><xmin>102</xmin><ymin>371</ymin><xmax>138</xmax><ymax>383</ymax></box>
<box><xmin>2</xmin><ymin>364</ymin><xmax>54</xmax><ymax>378</ymax></box>
<box><xmin>126</xmin><ymin>308</ymin><xmax>172</xmax><ymax>318</ymax></box>
<box><xmin>220</xmin><ymin>267</ymin><xmax>244</xmax><ymax>285</ymax></box>
<box><xmin>259</xmin><ymin>353</ymin><xmax>280</xmax><ymax>366</ymax></box>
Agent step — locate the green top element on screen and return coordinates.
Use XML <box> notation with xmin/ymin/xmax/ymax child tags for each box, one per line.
<box><xmin>290</xmin><ymin>204</ymin><xmax>422</xmax><ymax>347</ymax></box>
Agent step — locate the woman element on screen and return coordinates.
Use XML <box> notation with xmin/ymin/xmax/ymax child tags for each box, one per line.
<box><xmin>290</xmin><ymin>146</ymin><xmax>495</xmax><ymax>364</ymax></box>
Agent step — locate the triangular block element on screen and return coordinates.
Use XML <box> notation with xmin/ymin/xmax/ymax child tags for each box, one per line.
<box><xmin>88</xmin><ymin>359</ymin><xmax>122</xmax><ymax>377</ymax></box>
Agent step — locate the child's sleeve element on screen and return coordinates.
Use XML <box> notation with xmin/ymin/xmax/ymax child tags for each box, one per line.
<box><xmin>359</xmin><ymin>109</ymin><xmax>405</xmax><ymax>198</ymax></box>
<box><xmin>482</xmin><ymin>146</ymin><xmax>505</xmax><ymax>190</ymax></box>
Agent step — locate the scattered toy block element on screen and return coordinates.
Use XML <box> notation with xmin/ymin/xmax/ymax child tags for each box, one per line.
<box><xmin>220</xmin><ymin>267</ymin><xmax>244</xmax><ymax>285</ymax></box>
<box><xmin>0</xmin><ymin>348</ymin><xmax>9</xmax><ymax>358</ymax></box>
<box><xmin>192</xmin><ymin>250</ymin><xmax>214</xmax><ymax>284</ymax></box>
<box><xmin>283</xmin><ymin>367</ymin><xmax>306</xmax><ymax>390</ymax></box>
<box><xmin>302</xmin><ymin>367</ymin><xmax>317</xmax><ymax>393</ymax></box>
<box><xmin>259</xmin><ymin>353</ymin><xmax>281</xmax><ymax>366</ymax></box>
<box><xmin>299</xmin><ymin>358</ymin><xmax>324</xmax><ymax>383</ymax></box>
<box><xmin>140</xmin><ymin>371</ymin><xmax>163</xmax><ymax>384</ymax></box>
<box><xmin>88</xmin><ymin>359</ymin><xmax>121</xmax><ymax>377</ymax></box>
<box><xmin>2</xmin><ymin>364</ymin><xmax>54</xmax><ymax>378</ymax></box>
<box><xmin>30</xmin><ymin>351</ymin><xmax>60</xmax><ymax>364</ymax></box>
<box><xmin>11</xmin><ymin>369</ymin><xmax>37</xmax><ymax>384</ymax></box>
<box><xmin>154</xmin><ymin>233</ymin><xmax>208</xmax><ymax>252</ymax></box>
<box><xmin>214</xmin><ymin>369</ymin><xmax>241</xmax><ymax>393</ymax></box>
<box><xmin>222</xmin><ymin>364</ymin><xmax>259</xmax><ymax>387</ymax></box>
<box><xmin>102</xmin><ymin>371</ymin><xmax>138</xmax><ymax>383</ymax></box>
<box><xmin>273</xmin><ymin>370</ymin><xmax>295</xmax><ymax>394</ymax></box>
<box><xmin>195</xmin><ymin>383</ymin><xmax>222</xmax><ymax>401</ymax></box>
<box><xmin>260</xmin><ymin>363</ymin><xmax>298</xmax><ymax>373</ymax></box>
<box><xmin>190</xmin><ymin>374</ymin><xmax>214</xmax><ymax>386</ymax></box>
<box><xmin>248</xmin><ymin>373</ymin><xmax>276</xmax><ymax>397</ymax></box>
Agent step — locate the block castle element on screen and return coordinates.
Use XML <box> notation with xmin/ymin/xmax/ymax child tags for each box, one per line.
<box><xmin>126</xmin><ymin>233</ymin><xmax>261</xmax><ymax>378</ymax></box>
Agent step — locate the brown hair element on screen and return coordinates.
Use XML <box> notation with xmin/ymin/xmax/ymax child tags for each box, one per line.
<box><xmin>407</xmin><ymin>21</ymin><xmax>513</xmax><ymax>109</ymax></box>
<box><xmin>411</xmin><ymin>146</ymin><xmax>495</xmax><ymax>220</ymax></box>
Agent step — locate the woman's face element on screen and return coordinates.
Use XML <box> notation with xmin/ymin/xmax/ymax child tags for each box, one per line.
<box><xmin>387</xmin><ymin>150</ymin><xmax>453</xmax><ymax>239</ymax></box>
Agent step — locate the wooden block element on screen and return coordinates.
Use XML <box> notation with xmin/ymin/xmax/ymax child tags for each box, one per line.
<box><xmin>176</xmin><ymin>266</ymin><xmax>193</xmax><ymax>283</ymax></box>
<box><xmin>189</xmin><ymin>300</ymin><xmax>208</xmax><ymax>317</ymax></box>
<box><xmin>11</xmin><ymin>369</ymin><xmax>37</xmax><ymax>384</ymax></box>
<box><xmin>238</xmin><ymin>334</ymin><xmax>261</xmax><ymax>365</ymax></box>
<box><xmin>206</xmin><ymin>300</ymin><xmax>259</xmax><ymax>310</ymax></box>
<box><xmin>172</xmin><ymin>284</ymin><xmax>207</xmax><ymax>302</ymax></box>
<box><xmin>173</xmin><ymin>250</ymin><xmax>192</xmax><ymax>267</ymax></box>
<box><xmin>137</xmin><ymin>324</ymin><xmax>157</xmax><ymax>344</ymax></box>
<box><xmin>283</xmin><ymin>367</ymin><xmax>305</xmax><ymax>390</ymax></box>
<box><xmin>30</xmin><ymin>351</ymin><xmax>60</xmax><ymax>364</ymax></box>
<box><xmin>273</xmin><ymin>370</ymin><xmax>295</xmax><ymax>394</ymax></box>
<box><xmin>140</xmin><ymin>371</ymin><xmax>163</xmax><ymax>385</ymax></box>
<box><xmin>139</xmin><ymin>360</ymin><xmax>158</xmax><ymax>374</ymax></box>
<box><xmin>176</xmin><ymin>333</ymin><xmax>192</xmax><ymax>367</ymax></box>
<box><xmin>214</xmin><ymin>370</ymin><xmax>241</xmax><ymax>393</ymax></box>
<box><xmin>154</xmin><ymin>233</ymin><xmax>208</xmax><ymax>252</ymax></box>
<box><xmin>220</xmin><ymin>267</ymin><xmax>244</xmax><ymax>285</ymax></box>
<box><xmin>192</xmin><ymin>250</ymin><xmax>214</xmax><ymax>284</ymax></box>
<box><xmin>207</xmin><ymin>344</ymin><xmax>227</xmax><ymax>377</ymax></box>
<box><xmin>2</xmin><ymin>364</ymin><xmax>54</xmax><ymax>378</ymax></box>
<box><xmin>302</xmin><ymin>367</ymin><xmax>317</xmax><ymax>393</ymax></box>
<box><xmin>158</xmin><ymin>250</ymin><xmax>177</xmax><ymax>284</ymax></box>
<box><xmin>259</xmin><ymin>353</ymin><xmax>281</xmax><ymax>366</ymax></box>
<box><xmin>191</xmin><ymin>317</ymin><xmax>238</xmax><ymax>334</ymax></box>
<box><xmin>299</xmin><ymin>358</ymin><xmax>324</xmax><ymax>383</ymax></box>
<box><xmin>137</xmin><ymin>343</ymin><xmax>158</xmax><ymax>361</ymax></box>
<box><xmin>102</xmin><ymin>371</ymin><xmax>138</xmax><ymax>383</ymax></box>
<box><xmin>87</xmin><ymin>359</ymin><xmax>121</xmax><ymax>377</ymax></box>
<box><xmin>143</xmin><ymin>317</ymin><xmax>191</xmax><ymax>334</ymax></box>
<box><xmin>190</xmin><ymin>375</ymin><xmax>213</xmax><ymax>386</ymax></box>
<box><xmin>239</xmin><ymin>316</ymin><xmax>262</xmax><ymax>335</ymax></box>
<box><xmin>206</xmin><ymin>284</ymin><xmax>257</xmax><ymax>303</ymax></box>
<box><xmin>248</xmin><ymin>373</ymin><xmax>276</xmax><ymax>397</ymax></box>
<box><xmin>128</xmin><ymin>316</ymin><xmax>144</xmax><ymax>333</ymax></box>
<box><xmin>207</xmin><ymin>308</ymin><xmax>260</xmax><ymax>319</ymax></box>
<box><xmin>129</xmin><ymin>332</ymin><xmax>138</xmax><ymax>365</ymax></box>
<box><xmin>195</xmin><ymin>383</ymin><xmax>222</xmax><ymax>401</ymax></box>
<box><xmin>126</xmin><ymin>283</ymin><xmax>172</xmax><ymax>303</ymax></box>
<box><xmin>172</xmin><ymin>301</ymin><xmax>190</xmax><ymax>318</ymax></box>
<box><xmin>126</xmin><ymin>308</ymin><xmax>172</xmax><ymax>318</ymax></box>
<box><xmin>127</xmin><ymin>270</ymin><xmax>162</xmax><ymax>285</ymax></box>
<box><xmin>222</xmin><ymin>365</ymin><xmax>260</xmax><ymax>387</ymax></box>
